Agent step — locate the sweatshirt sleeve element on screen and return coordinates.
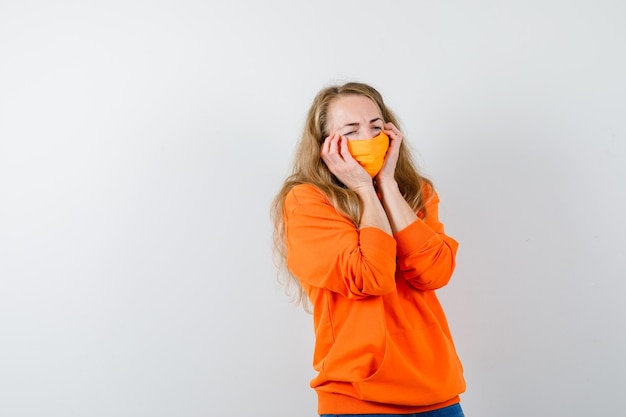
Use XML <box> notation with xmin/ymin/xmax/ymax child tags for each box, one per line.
<box><xmin>393</xmin><ymin>188</ymin><xmax>459</xmax><ymax>291</ymax></box>
<box><xmin>284</xmin><ymin>184</ymin><xmax>397</xmax><ymax>299</ymax></box>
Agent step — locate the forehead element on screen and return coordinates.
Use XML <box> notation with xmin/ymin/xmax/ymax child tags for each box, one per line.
<box><xmin>327</xmin><ymin>95</ymin><xmax>382</xmax><ymax>129</ymax></box>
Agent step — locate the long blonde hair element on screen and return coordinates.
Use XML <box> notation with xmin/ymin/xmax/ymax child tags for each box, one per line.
<box><xmin>270</xmin><ymin>82</ymin><xmax>432</xmax><ymax>308</ymax></box>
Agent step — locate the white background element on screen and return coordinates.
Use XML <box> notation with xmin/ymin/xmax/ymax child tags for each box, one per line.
<box><xmin>1</xmin><ymin>1</ymin><xmax>625</xmax><ymax>416</ymax></box>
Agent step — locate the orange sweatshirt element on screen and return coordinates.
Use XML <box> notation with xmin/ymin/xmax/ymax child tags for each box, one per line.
<box><xmin>284</xmin><ymin>183</ymin><xmax>465</xmax><ymax>415</ymax></box>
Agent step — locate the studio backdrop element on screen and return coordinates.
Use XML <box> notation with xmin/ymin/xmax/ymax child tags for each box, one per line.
<box><xmin>1</xmin><ymin>1</ymin><xmax>625</xmax><ymax>416</ymax></box>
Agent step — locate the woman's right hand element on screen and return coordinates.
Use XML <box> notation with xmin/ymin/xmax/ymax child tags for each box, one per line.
<box><xmin>321</xmin><ymin>133</ymin><xmax>373</xmax><ymax>192</ymax></box>
<box><xmin>321</xmin><ymin>133</ymin><xmax>392</xmax><ymax>234</ymax></box>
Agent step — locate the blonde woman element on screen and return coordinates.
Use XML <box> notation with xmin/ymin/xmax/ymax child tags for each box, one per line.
<box><xmin>271</xmin><ymin>82</ymin><xmax>466</xmax><ymax>417</ymax></box>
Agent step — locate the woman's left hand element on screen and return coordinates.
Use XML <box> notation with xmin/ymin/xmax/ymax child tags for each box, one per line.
<box><xmin>376</xmin><ymin>122</ymin><xmax>403</xmax><ymax>183</ymax></box>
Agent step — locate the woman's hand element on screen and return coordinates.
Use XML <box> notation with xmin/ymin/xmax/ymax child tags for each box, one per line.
<box><xmin>375</xmin><ymin>122</ymin><xmax>420</xmax><ymax>233</ymax></box>
<box><xmin>322</xmin><ymin>132</ymin><xmax>392</xmax><ymax>234</ymax></box>
<box><xmin>321</xmin><ymin>133</ymin><xmax>373</xmax><ymax>192</ymax></box>
<box><xmin>376</xmin><ymin>122</ymin><xmax>403</xmax><ymax>184</ymax></box>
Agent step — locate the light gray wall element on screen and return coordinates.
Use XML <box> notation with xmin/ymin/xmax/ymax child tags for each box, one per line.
<box><xmin>1</xmin><ymin>1</ymin><xmax>625</xmax><ymax>416</ymax></box>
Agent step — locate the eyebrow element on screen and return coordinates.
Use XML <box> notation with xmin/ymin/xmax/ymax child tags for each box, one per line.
<box><xmin>340</xmin><ymin>118</ymin><xmax>383</xmax><ymax>129</ymax></box>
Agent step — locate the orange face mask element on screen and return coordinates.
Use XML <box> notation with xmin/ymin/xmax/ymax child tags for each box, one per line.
<box><xmin>347</xmin><ymin>131</ymin><xmax>390</xmax><ymax>177</ymax></box>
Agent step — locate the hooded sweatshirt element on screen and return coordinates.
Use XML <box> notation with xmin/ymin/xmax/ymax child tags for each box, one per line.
<box><xmin>284</xmin><ymin>183</ymin><xmax>465</xmax><ymax>415</ymax></box>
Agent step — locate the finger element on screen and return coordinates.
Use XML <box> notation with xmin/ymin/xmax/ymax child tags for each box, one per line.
<box><xmin>322</xmin><ymin>134</ymin><xmax>337</xmax><ymax>155</ymax></box>
<box><xmin>338</xmin><ymin>136</ymin><xmax>362</xmax><ymax>166</ymax></box>
<box><xmin>338</xmin><ymin>135</ymin><xmax>351</xmax><ymax>158</ymax></box>
<box><xmin>322</xmin><ymin>135</ymin><xmax>344</xmax><ymax>167</ymax></box>
<box><xmin>384</xmin><ymin>124</ymin><xmax>403</xmax><ymax>142</ymax></box>
<box><xmin>321</xmin><ymin>135</ymin><xmax>331</xmax><ymax>154</ymax></box>
<box><xmin>384</xmin><ymin>122</ymin><xmax>400</xmax><ymax>131</ymax></box>
<box><xmin>328</xmin><ymin>134</ymin><xmax>342</xmax><ymax>156</ymax></box>
<box><xmin>384</xmin><ymin>122</ymin><xmax>396</xmax><ymax>132</ymax></box>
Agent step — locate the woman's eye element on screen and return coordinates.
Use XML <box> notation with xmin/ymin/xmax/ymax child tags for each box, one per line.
<box><xmin>345</xmin><ymin>131</ymin><xmax>356</xmax><ymax>136</ymax></box>
<box><xmin>373</xmin><ymin>126</ymin><xmax>382</xmax><ymax>131</ymax></box>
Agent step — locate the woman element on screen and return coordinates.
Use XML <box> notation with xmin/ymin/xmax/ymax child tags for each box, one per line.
<box><xmin>271</xmin><ymin>82</ymin><xmax>466</xmax><ymax>416</ymax></box>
